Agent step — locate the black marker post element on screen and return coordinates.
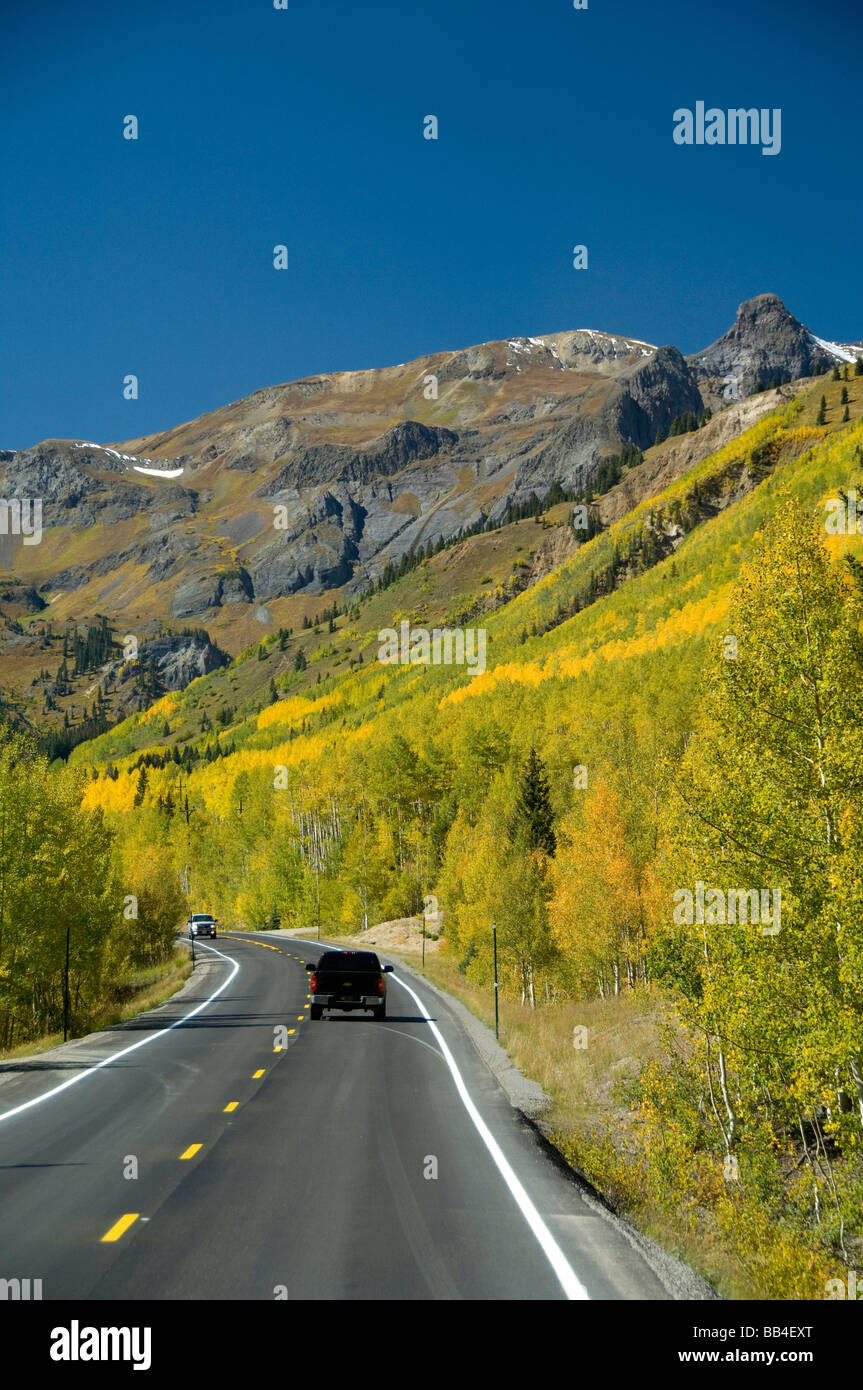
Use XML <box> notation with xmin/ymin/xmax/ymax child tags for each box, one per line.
<box><xmin>492</xmin><ymin>921</ymin><xmax>499</xmax><ymax>1040</ymax></box>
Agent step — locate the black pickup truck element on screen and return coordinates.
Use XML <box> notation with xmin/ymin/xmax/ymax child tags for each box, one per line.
<box><xmin>306</xmin><ymin>950</ymin><xmax>394</xmax><ymax>1020</ymax></box>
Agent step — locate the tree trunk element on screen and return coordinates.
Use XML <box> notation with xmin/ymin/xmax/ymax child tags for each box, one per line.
<box><xmin>849</xmin><ymin>1055</ymin><xmax>863</xmax><ymax>1129</ymax></box>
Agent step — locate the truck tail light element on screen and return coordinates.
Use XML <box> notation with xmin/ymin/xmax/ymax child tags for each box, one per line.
<box><xmin>377</xmin><ymin>974</ymin><xmax>385</xmax><ymax>994</ymax></box>
<box><xmin>309</xmin><ymin>973</ymin><xmax>318</xmax><ymax>991</ymax></box>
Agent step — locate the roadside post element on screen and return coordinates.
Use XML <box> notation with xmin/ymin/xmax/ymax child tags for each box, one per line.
<box><xmin>63</xmin><ymin>922</ymin><xmax>71</xmax><ymax>1042</ymax></box>
<box><xmin>492</xmin><ymin>921</ymin><xmax>499</xmax><ymax>1040</ymax></box>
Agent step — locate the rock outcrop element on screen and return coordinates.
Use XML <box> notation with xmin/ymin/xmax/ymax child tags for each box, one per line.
<box><xmin>1</xmin><ymin>295</ymin><xmax>853</xmax><ymax>626</ymax></box>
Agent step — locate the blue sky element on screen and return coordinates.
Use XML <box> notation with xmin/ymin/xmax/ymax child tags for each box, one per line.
<box><xmin>1</xmin><ymin>0</ymin><xmax>861</xmax><ymax>448</ymax></box>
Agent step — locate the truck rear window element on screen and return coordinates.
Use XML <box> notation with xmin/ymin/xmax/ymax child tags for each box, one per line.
<box><xmin>318</xmin><ymin>951</ymin><xmax>380</xmax><ymax>970</ymax></box>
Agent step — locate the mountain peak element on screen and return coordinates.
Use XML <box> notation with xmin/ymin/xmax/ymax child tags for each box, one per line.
<box><xmin>687</xmin><ymin>292</ymin><xmax>834</xmax><ymax>403</ymax></box>
<box><xmin>737</xmin><ymin>291</ymin><xmax>789</xmax><ymax>315</ymax></box>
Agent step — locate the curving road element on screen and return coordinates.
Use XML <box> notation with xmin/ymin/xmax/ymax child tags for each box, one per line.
<box><xmin>0</xmin><ymin>933</ymin><xmax>668</xmax><ymax>1301</ymax></box>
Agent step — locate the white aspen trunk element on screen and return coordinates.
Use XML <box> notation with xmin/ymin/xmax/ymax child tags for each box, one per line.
<box><xmin>716</xmin><ymin>1041</ymin><xmax>737</xmax><ymax>1150</ymax></box>
<box><xmin>704</xmin><ymin>1035</ymin><xmax>733</xmax><ymax>1158</ymax></box>
<box><xmin>849</xmin><ymin>1055</ymin><xmax>863</xmax><ymax>1129</ymax></box>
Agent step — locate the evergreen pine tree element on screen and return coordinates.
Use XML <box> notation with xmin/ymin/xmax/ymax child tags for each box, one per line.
<box><xmin>509</xmin><ymin>747</ymin><xmax>556</xmax><ymax>856</ymax></box>
<box><xmin>133</xmin><ymin>767</ymin><xmax>149</xmax><ymax>807</ymax></box>
<box><xmin>844</xmin><ymin>553</ymin><xmax>863</xmax><ymax>592</ymax></box>
<box><xmin>817</xmin><ymin>395</ymin><xmax>828</xmax><ymax>425</ymax></box>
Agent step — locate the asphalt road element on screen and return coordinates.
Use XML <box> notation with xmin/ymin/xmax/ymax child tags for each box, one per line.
<box><xmin>0</xmin><ymin>933</ymin><xmax>669</xmax><ymax>1301</ymax></box>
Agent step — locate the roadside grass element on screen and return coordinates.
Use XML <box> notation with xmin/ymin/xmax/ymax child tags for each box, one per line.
<box><xmin>205</xmin><ymin>927</ymin><xmax>847</xmax><ymax>1296</ymax></box>
<box><xmin>99</xmin><ymin>949</ymin><xmax>194</xmax><ymax>1028</ymax></box>
<box><xmin>0</xmin><ymin>948</ymin><xmax>193</xmax><ymax>1063</ymax></box>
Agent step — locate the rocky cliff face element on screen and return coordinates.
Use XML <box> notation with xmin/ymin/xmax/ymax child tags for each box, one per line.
<box><xmin>118</xmin><ymin>633</ymin><xmax>230</xmax><ymax>692</ymax></box>
<box><xmin>1</xmin><ymin>296</ymin><xmax>855</xmax><ymax>638</ymax></box>
<box><xmin>686</xmin><ymin>293</ymin><xmax>860</xmax><ymax>407</ymax></box>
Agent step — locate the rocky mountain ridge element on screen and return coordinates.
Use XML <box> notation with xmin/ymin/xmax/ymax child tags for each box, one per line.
<box><xmin>1</xmin><ymin>295</ymin><xmax>859</xmax><ymax>643</ymax></box>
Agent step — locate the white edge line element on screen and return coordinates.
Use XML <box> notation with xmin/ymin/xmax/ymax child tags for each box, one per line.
<box><xmin>389</xmin><ymin>970</ymin><xmax>590</xmax><ymax>1301</ymax></box>
<box><xmin>291</xmin><ymin>935</ymin><xmax>588</xmax><ymax>1301</ymax></box>
<box><xmin>221</xmin><ymin>935</ymin><xmax>589</xmax><ymax>1299</ymax></box>
<box><xmin>0</xmin><ymin>943</ymin><xmax>240</xmax><ymax>1125</ymax></box>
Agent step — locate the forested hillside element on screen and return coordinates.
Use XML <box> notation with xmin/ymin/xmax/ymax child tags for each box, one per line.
<box><xmin>4</xmin><ymin>364</ymin><xmax>863</xmax><ymax>1294</ymax></box>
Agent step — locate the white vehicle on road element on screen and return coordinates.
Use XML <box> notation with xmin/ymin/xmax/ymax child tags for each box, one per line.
<box><xmin>188</xmin><ymin>913</ymin><xmax>218</xmax><ymax>939</ymax></box>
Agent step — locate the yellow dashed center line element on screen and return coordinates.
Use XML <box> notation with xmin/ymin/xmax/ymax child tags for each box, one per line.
<box><xmin>274</xmin><ymin>1045</ymin><xmax>283</xmax><ymax>1052</ymax></box>
<box><xmin>101</xmin><ymin>1214</ymin><xmax>139</xmax><ymax>1243</ymax></box>
<box><xmin>179</xmin><ymin>1144</ymin><xmax>202</xmax><ymax>1160</ymax></box>
<box><xmin>223</xmin><ymin>1101</ymin><xmax>239</xmax><ymax>1113</ymax></box>
<box><xmin>225</xmin><ymin>936</ymin><xmax>283</xmax><ymax>954</ymax></box>
<box><xmin>252</xmin><ymin>1069</ymin><xmax>265</xmax><ymax>1078</ymax></box>
<box><xmin>287</xmin><ymin>1029</ymin><xmax>295</xmax><ymax>1035</ymax></box>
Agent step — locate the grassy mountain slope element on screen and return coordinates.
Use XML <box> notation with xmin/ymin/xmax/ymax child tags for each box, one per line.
<box><xmin>17</xmin><ymin>364</ymin><xmax>863</xmax><ymax>1301</ymax></box>
<box><xmin>70</xmin><ymin>369</ymin><xmax>863</xmax><ymax>788</ymax></box>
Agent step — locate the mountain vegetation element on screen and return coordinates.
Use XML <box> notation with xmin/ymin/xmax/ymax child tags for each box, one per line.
<box><xmin>2</xmin><ymin>301</ymin><xmax>863</xmax><ymax>1294</ymax></box>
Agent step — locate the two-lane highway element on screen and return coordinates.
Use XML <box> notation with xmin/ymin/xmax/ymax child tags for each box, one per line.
<box><xmin>0</xmin><ymin>933</ymin><xmax>668</xmax><ymax>1300</ymax></box>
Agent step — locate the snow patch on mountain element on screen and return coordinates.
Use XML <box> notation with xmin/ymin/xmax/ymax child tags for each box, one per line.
<box><xmin>72</xmin><ymin>442</ymin><xmax>184</xmax><ymax>478</ymax></box>
<box><xmin>809</xmin><ymin>334</ymin><xmax>863</xmax><ymax>365</ymax></box>
<box><xmin>573</xmin><ymin>329</ymin><xmax>655</xmax><ymax>355</ymax></box>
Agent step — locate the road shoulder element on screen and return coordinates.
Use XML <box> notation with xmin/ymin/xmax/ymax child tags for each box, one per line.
<box><xmin>0</xmin><ymin>941</ymin><xmax>228</xmax><ymax>1112</ymax></box>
